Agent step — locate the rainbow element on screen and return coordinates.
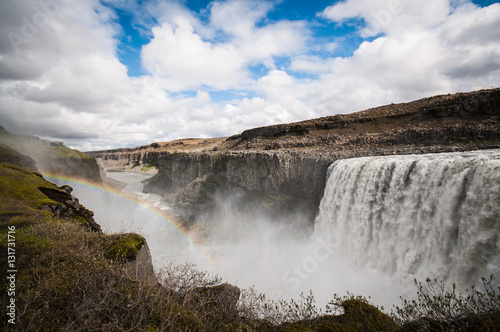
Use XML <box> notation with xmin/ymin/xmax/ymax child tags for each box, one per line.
<box><xmin>42</xmin><ymin>172</ymin><xmax>219</xmax><ymax>275</ymax></box>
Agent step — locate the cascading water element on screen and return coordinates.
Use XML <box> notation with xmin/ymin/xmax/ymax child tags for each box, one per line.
<box><xmin>314</xmin><ymin>149</ymin><xmax>500</xmax><ymax>289</ymax></box>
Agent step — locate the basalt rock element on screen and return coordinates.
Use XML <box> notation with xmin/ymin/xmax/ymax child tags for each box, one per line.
<box><xmin>39</xmin><ymin>185</ymin><xmax>102</xmax><ymax>232</ymax></box>
<box><xmin>144</xmin><ymin>151</ymin><xmax>333</xmax><ymax>225</ymax></box>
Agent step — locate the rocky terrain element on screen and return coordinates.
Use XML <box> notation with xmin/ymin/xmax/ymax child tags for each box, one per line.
<box><xmin>89</xmin><ymin>88</ymin><xmax>500</xmax><ymax>226</ymax></box>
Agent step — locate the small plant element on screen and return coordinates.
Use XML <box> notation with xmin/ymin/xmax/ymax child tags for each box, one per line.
<box><xmin>393</xmin><ymin>275</ymin><xmax>500</xmax><ymax>331</ymax></box>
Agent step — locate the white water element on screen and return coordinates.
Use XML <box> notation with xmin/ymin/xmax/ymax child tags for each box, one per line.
<box><xmin>315</xmin><ymin>150</ymin><xmax>500</xmax><ymax>289</ymax></box>
<box><xmin>51</xmin><ymin>150</ymin><xmax>500</xmax><ymax>311</ymax></box>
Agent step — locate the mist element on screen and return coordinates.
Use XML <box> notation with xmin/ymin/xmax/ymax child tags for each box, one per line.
<box><xmin>52</xmin><ymin>171</ymin><xmax>407</xmax><ymax>311</ymax></box>
<box><xmin>188</xmin><ymin>192</ymin><xmax>408</xmax><ymax>309</ymax></box>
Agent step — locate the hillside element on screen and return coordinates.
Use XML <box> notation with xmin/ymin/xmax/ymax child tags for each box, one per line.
<box><xmin>0</xmin><ymin>125</ymin><xmax>102</xmax><ymax>183</ymax></box>
<box><xmin>89</xmin><ymin>88</ymin><xmax>500</xmax><ymax>172</ymax></box>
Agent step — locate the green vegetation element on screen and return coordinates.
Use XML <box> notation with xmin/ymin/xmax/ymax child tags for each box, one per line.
<box><xmin>105</xmin><ymin>233</ymin><xmax>146</xmax><ymax>261</ymax></box>
<box><xmin>132</xmin><ymin>161</ymin><xmax>141</xmax><ymax>168</ymax></box>
<box><xmin>51</xmin><ymin>145</ymin><xmax>94</xmax><ymax>159</ymax></box>
<box><xmin>0</xmin><ymin>163</ymin><xmax>59</xmax><ymax>214</ymax></box>
<box><xmin>141</xmin><ymin>160</ymin><xmax>157</xmax><ymax>172</ymax></box>
<box><xmin>131</xmin><ymin>160</ymin><xmax>157</xmax><ymax>172</ymax></box>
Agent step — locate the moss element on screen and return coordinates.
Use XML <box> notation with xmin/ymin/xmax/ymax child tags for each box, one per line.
<box><xmin>141</xmin><ymin>161</ymin><xmax>157</xmax><ymax>172</ymax></box>
<box><xmin>71</xmin><ymin>215</ymin><xmax>89</xmax><ymax>226</ymax></box>
<box><xmin>0</xmin><ymin>163</ymin><xmax>60</xmax><ymax>213</ymax></box>
<box><xmin>105</xmin><ymin>233</ymin><xmax>146</xmax><ymax>262</ymax></box>
<box><xmin>52</xmin><ymin>146</ymin><xmax>93</xmax><ymax>159</ymax></box>
<box><xmin>340</xmin><ymin>299</ymin><xmax>397</xmax><ymax>331</ymax></box>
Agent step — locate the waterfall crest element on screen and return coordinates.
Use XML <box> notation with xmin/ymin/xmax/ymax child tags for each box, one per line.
<box><xmin>315</xmin><ymin>150</ymin><xmax>500</xmax><ymax>287</ymax></box>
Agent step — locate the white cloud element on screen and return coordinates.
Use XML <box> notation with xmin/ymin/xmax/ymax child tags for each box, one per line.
<box><xmin>320</xmin><ymin>0</ymin><xmax>451</xmax><ymax>37</ymax></box>
<box><xmin>141</xmin><ymin>20</ymin><xmax>250</xmax><ymax>91</ymax></box>
<box><xmin>309</xmin><ymin>0</ymin><xmax>500</xmax><ymax>106</ymax></box>
<box><xmin>141</xmin><ymin>0</ymin><xmax>308</xmax><ymax>90</ymax></box>
<box><xmin>0</xmin><ymin>0</ymin><xmax>499</xmax><ymax>151</ymax></box>
<box><xmin>289</xmin><ymin>55</ymin><xmax>336</xmax><ymax>74</ymax></box>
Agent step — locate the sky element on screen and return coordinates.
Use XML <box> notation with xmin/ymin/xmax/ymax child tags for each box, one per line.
<box><xmin>0</xmin><ymin>0</ymin><xmax>499</xmax><ymax>151</ymax></box>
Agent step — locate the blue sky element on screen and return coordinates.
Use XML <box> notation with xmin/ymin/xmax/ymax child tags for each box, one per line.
<box><xmin>114</xmin><ymin>1</ymin><xmax>375</xmax><ymax>79</ymax></box>
<box><xmin>0</xmin><ymin>0</ymin><xmax>499</xmax><ymax>150</ymax></box>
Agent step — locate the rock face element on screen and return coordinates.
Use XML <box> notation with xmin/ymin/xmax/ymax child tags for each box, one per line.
<box><xmin>229</xmin><ymin>87</ymin><xmax>500</xmax><ymax>151</ymax></box>
<box><xmin>127</xmin><ymin>241</ymin><xmax>156</xmax><ymax>282</ymax></box>
<box><xmin>39</xmin><ymin>185</ymin><xmax>102</xmax><ymax>232</ymax></box>
<box><xmin>87</xmin><ymin>138</ymin><xmax>225</xmax><ymax>174</ymax></box>
<box><xmin>144</xmin><ymin>152</ymin><xmax>333</xmax><ymax>224</ymax></box>
<box><xmin>92</xmin><ymin>88</ymin><xmax>500</xmax><ymax>225</ymax></box>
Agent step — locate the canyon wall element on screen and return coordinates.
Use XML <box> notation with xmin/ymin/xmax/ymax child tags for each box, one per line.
<box><xmin>90</xmin><ymin>88</ymin><xmax>500</xmax><ymax>225</ymax></box>
<box><xmin>143</xmin><ymin>151</ymin><xmax>333</xmax><ymax>223</ymax></box>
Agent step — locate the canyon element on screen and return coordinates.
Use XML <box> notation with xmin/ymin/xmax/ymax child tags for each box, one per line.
<box><xmin>89</xmin><ymin>88</ymin><xmax>500</xmax><ymax>225</ymax></box>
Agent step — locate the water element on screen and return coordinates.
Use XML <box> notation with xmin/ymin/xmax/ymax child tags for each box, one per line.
<box><xmin>315</xmin><ymin>149</ymin><xmax>500</xmax><ymax>290</ymax></box>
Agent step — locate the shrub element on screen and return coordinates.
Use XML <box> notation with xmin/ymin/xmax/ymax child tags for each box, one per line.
<box><xmin>393</xmin><ymin>276</ymin><xmax>500</xmax><ymax>331</ymax></box>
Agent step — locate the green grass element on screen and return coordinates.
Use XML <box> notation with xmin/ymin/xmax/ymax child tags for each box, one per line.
<box><xmin>0</xmin><ymin>163</ymin><xmax>59</xmax><ymax>213</ymax></box>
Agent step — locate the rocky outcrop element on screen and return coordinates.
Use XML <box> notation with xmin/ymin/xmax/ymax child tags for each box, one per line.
<box><xmin>127</xmin><ymin>241</ymin><xmax>156</xmax><ymax>282</ymax></box>
<box><xmin>234</xmin><ymin>87</ymin><xmax>500</xmax><ymax>144</ymax></box>
<box><xmin>39</xmin><ymin>185</ymin><xmax>102</xmax><ymax>232</ymax></box>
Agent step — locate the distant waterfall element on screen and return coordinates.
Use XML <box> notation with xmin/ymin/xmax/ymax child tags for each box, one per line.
<box><xmin>315</xmin><ymin>150</ymin><xmax>500</xmax><ymax>287</ymax></box>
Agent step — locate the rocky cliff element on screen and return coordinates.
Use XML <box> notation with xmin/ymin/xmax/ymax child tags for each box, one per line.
<box><xmin>90</xmin><ymin>88</ymin><xmax>500</xmax><ymax>225</ymax></box>
<box><xmin>143</xmin><ymin>151</ymin><xmax>332</xmax><ymax>224</ymax></box>
<box><xmin>0</xmin><ymin>125</ymin><xmax>102</xmax><ymax>183</ymax></box>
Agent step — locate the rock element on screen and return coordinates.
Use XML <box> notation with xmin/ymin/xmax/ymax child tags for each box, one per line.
<box><xmin>144</xmin><ymin>151</ymin><xmax>332</xmax><ymax>226</ymax></box>
<box><xmin>126</xmin><ymin>239</ymin><xmax>156</xmax><ymax>282</ymax></box>
<box><xmin>59</xmin><ymin>185</ymin><xmax>73</xmax><ymax>194</ymax></box>
<box><xmin>38</xmin><ymin>186</ymin><xmax>102</xmax><ymax>232</ymax></box>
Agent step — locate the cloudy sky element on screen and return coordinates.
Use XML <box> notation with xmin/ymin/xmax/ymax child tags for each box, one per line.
<box><xmin>0</xmin><ymin>0</ymin><xmax>499</xmax><ymax>151</ymax></box>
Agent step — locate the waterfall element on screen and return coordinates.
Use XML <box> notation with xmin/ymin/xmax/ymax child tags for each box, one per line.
<box><xmin>315</xmin><ymin>150</ymin><xmax>500</xmax><ymax>288</ymax></box>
